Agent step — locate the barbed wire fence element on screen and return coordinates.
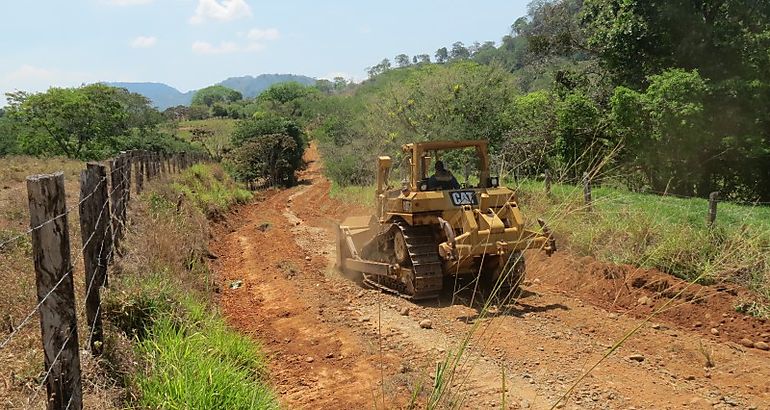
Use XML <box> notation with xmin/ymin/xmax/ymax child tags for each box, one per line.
<box><xmin>0</xmin><ymin>149</ymin><xmax>206</xmax><ymax>410</ymax></box>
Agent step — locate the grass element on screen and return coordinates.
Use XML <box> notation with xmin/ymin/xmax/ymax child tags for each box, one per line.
<box><xmin>175</xmin><ymin>118</ymin><xmax>237</xmax><ymax>159</ymax></box>
<box><xmin>102</xmin><ymin>163</ymin><xmax>274</xmax><ymax>409</ymax></box>
<box><xmin>169</xmin><ymin>163</ymin><xmax>252</xmax><ymax>218</ymax></box>
<box><xmin>515</xmin><ymin>178</ymin><xmax>770</xmax><ymax>300</ymax></box>
<box><xmin>328</xmin><ymin>181</ymin><xmax>375</xmax><ymax>207</ymax></box>
<box><xmin>0</xmin><ymin>155</ymin><xmax>116</xmax><ymax>408</ymax></box>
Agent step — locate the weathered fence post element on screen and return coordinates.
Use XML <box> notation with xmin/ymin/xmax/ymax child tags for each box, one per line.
<box><xmin>120</xmin><ymin>152</ymin><xmax>131</xmax><ymax>204</ymax></box>
<box><xmin>708</xmin><ymin>191</ymin><xmax>719</xmax><ymax>226</ymax></box>
<box><xmin>27</xmin><ymin>173</ymin><xmax>83</xmax><ymax>410</ymax></box>
<box><xmin>583</xmin><ymin>172</ymin><xmax>592</xmax><ymax>212</ymax></box>
<box><xmin>135</xmin><ymin>151</ymin><xmax>144</xmax><ymax>194</ymax></box>
<box><xmin>78</xmin><ymin>163</ymin><xmax>111</xmax><ymax>355</ymax></box>
<box><xmin>544</xmin><ymin>169</ymin><xmax>552</xmax><ymax>196</ymax></box>
<box><xmin>110</xmin><ymin>156</ymin><xmax>126</xmax><ymax>252</ymax></box>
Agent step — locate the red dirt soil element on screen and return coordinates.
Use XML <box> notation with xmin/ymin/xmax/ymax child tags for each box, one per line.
<box><xmin>210</xmin><ymin>144</ymin><xmax>770</xmax><ymax>409</ymax></box>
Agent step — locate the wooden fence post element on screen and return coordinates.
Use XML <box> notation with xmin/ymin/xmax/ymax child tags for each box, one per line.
<box><xmin>544</xmin><ymin>169</ymin><xmax>552</xmax><ymax>196</ymax></box>
<box><xmin>583</xmin><ymin>172</ymin><xmax>592</xmax><ymax>212</ymax></box>
<box><xmin>78</xmin><ymin>163</ymin><xmax>111</xmax><ymax>355</ymax></box>
<box><xmin>110</xmin><ymin>157</ymin><xmax>126</xmax><ymax>251</ymax></box>
<box><xmin>120</xmin><ymin>152</ymin><xmax>131</xmax><ymax>204</ymax></box>
<box><xmin>708</xmin><ymin>191</ymin><xmax>719</xmax><ymax>226</ymax></box>
<box><xmin>27</xmin><ymin>173</ymin><xmax>83</xmax><ymax>410</ymax></box>
<box><xmin>135</xmin><ymin>151</ymin><xmax>144</xmax><ymax>194</ymax></box>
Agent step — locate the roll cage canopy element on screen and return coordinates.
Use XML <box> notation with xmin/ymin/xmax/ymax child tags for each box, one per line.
<box><xmin>401</xmin><ymin>140</ymin><xmax>491</xmax><ymax>191</ymax></box>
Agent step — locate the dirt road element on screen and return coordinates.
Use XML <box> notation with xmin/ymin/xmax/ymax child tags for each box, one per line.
<box><xmin>211</xmin><ymin>145</ymin><xmax>770</xmax><ymax>409</ymax></box>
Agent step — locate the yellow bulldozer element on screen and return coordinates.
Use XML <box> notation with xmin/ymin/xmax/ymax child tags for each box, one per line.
<box><xmin>336</xmin><ymin>140</ymin><xmax>556</xmax><ymax>300</ymax></box>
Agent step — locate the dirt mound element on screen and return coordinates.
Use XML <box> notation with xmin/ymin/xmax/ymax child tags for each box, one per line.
<box><xmin>529</xmin><ymin>252</ymin><xmax>770</xmax><ymax>348</ymax></box>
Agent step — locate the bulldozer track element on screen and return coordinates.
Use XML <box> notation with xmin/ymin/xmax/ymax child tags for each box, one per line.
<box><xmin>363</xmin><ymin>221</ymin><xmax>443</xmax><ymax>300</ymax></box>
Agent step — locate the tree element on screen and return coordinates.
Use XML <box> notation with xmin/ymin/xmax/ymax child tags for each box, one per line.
<box><xmin>228</xmin><ymin>113</ymin><xmax>305</xmax><ymax>186</ymax></box>
<box><xmin>315</xmin><ymin>79</ymin><xmax>334</xmax><ymax>94</ymax></box>
<box><xmin>450</xmin><ymin>42</ymin><xmax>470</xmax><ymax>61</ymax></box>
<box><xmin>610</xmin><ymin>69</ymin><xmax>711</xmax><ymax>192</ymax></box>
<box><xmin>367</xmin><ymin>59</ymin><xmax>392</xmax><ymax>78</ymax></box>
<box><xmin>113</xmin><ymin>87</ymin><xmax>163</xmax><ymax>133</ymax></box>
<box><xmin>435</xmin><ymin>47</ymin><xmax>449</xmax><ymax>63</ymax></box>
<box><xmin>258</xmin><ymin>82</ymin><xmax>319</xmax><ymax>118</ymax></box>
<box><xmin>5</xmin><ymin>84</ymin><xmax>129</xmax><ymax>159</ymax></box>
<box><xmin>520</xmin><ymin>0</ymin><xmax>585</xmax><ymax>60</ymax></box>
<box><xmin>191</xmin><ymin>85</ymin><xmax>243</xmax><ymax>107</ymax></box>
<box><xmin>395</xmin><ymin>54</ymin><xmax>411</xmax><ymax>68</ymax></box>
<box><xmin>414</xmin><ymin>54</ymin><xmax>431</xmax><ymax>64</ymax></box>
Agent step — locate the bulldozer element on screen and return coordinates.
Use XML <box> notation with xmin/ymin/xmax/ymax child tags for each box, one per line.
<box><xmin>336</xmin><ymin>140</ymin><xmax>556</xmax><ymax>300</ymax></box>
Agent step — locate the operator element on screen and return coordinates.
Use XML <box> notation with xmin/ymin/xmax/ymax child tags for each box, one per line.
<box><xmin>428</xmin><ymin>160</ymin><xmax>460</xmax><ymax>190</ymax></box>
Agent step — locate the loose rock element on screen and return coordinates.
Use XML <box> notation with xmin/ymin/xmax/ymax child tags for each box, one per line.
<box><xmin>628</xmin><ymin>354</ymin><xmax>645</xmax><ymax>362</ymax></box>
<box><xmin>305</xmin><ymin>356</ymin><xmax>314</xmax><ymax>363</ymax></box>
<box><xmin>400</xmin><ymin>307</ymin><xmax>410</xmax><ymax>316</ymax></box>
<box><xmin>754</xmin><ymin>341</ymin><xmax>770</xmax><ymax>351</ymax></box>
<box><xmin>711</xmin><ymin>328</ymin><xmax>720</xmax><ymax>335</ymax></box>
<box><xmin>739</xmin><ymin>338</ymin><xmax>755</xmax><ymax>348</ymax></box>
<box><xmin>637</xmin><ymin>296</ymin><xmax>651</xmax><ymax>305</ymax></box>
<box><xmin>419</xmin><ymin>319</ymin><xmax>433</xmax><ymax>329</ymax></box>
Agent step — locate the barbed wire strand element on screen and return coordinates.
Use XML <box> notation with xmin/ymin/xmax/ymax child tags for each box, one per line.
<box><xmin>0</xmin><ymin>161</ymin><xmax>133</xmax><ymax>252</ymax></box>
<box><xmin>0</xmin><ymin>176</ymin><xmax>123</xmax><ymax>350</ymax></box>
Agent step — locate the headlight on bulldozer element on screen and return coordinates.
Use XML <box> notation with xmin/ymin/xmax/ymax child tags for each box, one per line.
<box><xmin>402</xmin><ymin>200</ymin><xmax>412</xmax><ymax>212</ymax></box>
<box><xmin>489</xmin><ymin>176</ymin><xmax>499</xmax><ymax>187</ymax></box>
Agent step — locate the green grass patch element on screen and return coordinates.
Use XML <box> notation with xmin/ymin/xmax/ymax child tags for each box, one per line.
<box><xmin>176</xmin><ymin>119</ymin><xmax>236</xmax><ymax>152</ymax></box>
<box><xmin>515</xmin><ymin>178</ymin><xmax>770</xmax><ymax>300</ymax></box>
<box><xmin>170</xmin><ymin>163</ymin><xmax>252</xmax><ymax>218</ymax></box>
<box><xmin>328</xmin><ymin>181</ymin><xmax>375</xmax><ymax>207</ymax></box>
<box><xmin>135</xmin><ymin>301</ymin><xmax>276</xmax><ymax>410</ymax></box>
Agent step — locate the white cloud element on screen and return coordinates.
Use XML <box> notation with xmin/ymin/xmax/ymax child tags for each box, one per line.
<box><xmin>246</xmin><ymin>28</ymin><xmax>279</xmax><ymax>42</ymax></box>
<box><xmin>130</xmin><ymin>36</ymin><xmax>157</xmax><ymax>48</ymax></box>
<box><xmin>191</xmin><ymin>41</ymin><xmax>241</xmax><ymax>54</ymax></box>
<box><xmin>103</xmin><ymin>0</ymin><xmax>154</xmax><ymax>5</ymax></box>
<box><xmin>189</xmin><ymin>0</ymin><xmax>252</xmax><ymax>24</ymax></box>
<box><xmin>192</xmin><ymin>27</ymin><xmax>278</xmax><ymax>55</ymax></box>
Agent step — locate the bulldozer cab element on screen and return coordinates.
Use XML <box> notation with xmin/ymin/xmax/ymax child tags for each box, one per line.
<box><xmin>400</xmin><ymin>140</ymin><xmax>494</xmax><ymax>192</ymax></box>
<box><xmin>374</xmin><ymin>140</ymin><xmax>503</xmax><ymax>222</ymax></box>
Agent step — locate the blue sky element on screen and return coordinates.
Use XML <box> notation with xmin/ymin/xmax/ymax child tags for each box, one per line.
<box><xmin>0</xmin><ymin>0</ymin><xmax>529</xmax><ymax>97</ymax></box>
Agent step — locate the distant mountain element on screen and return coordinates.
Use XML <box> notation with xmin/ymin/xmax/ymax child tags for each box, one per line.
<box><xmin>218</xmin><ymin>74</ymin><xmax>316</xmax><ymax>99</ymax></box>
<box><xmin>108</xmin><ymin>82</ymin><xmax>195</xmax><ymax>109</ymax></box>
<box><xmin>109</xmin><ymin>74</ymin><xmax>317</xmax><ymax>110</ymax></box>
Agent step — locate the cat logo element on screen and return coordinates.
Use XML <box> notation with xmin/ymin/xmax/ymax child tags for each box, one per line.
<box><xmin>449</xmin><ymin>191</ymin><xmax>478</xmax><ymax>206</ymax></box>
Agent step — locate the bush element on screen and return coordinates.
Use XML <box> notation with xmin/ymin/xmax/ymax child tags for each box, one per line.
<box><xmin>228</xmin><ymin>114</ymin><xmax>306</xmax><ymax>186</ymax></box>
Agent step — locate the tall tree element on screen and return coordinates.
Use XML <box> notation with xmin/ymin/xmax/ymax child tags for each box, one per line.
<box><xmin>395</xmin><ymin>54</ymin><xmax>411</xmax><ymax>68</ymax></box>
<box><xmin>450</xmin><ymin>41</ymin><xmax>471</xmax><ymax>60</ymax></box>
<box><xmin>5</xmin><ymin>84</ymin><xmax>129</xmax><ymax>159</ymax></box>
<box><xmin>435</xmin><ymin>47</ymin><xmax>449</xmax><ymax>63</ymax></box>
<box><xmin>191</xmin><ymin>85</ymin><xmax>243</xmax><ymax>107</ymax></box>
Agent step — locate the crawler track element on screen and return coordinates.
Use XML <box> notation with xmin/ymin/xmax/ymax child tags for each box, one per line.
<box><xmin>363</xmin><ymin>222</ymin><xmax>443</xmax><ymax>300</ymax></box>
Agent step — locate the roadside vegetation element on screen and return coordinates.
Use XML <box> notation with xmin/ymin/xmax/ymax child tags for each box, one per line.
<box><xmin>102</xmin><ymin>163</ymin><xmax>275</xmax><ymax>409</ymax></box>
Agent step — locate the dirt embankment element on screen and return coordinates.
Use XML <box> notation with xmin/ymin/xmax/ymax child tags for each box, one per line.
<box><xmin>210</xmin><ymin>144</ymin><xmax>770</xmax><ymax>410</ymax></box>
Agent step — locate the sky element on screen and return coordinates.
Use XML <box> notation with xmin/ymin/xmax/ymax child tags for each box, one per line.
<box><xmin>0</xmin><ymin>0</ymin><xmax>530</xmax><ymax>98</ymax></box>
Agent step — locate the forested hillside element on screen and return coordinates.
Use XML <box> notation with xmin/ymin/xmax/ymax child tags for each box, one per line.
<box><xmin>304</xmin><ymin>0</ymin><xmax>770</xmax><ymax>202</ymax></box>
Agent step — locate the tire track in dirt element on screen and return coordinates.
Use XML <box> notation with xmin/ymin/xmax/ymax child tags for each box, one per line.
<box><xmin>212</xmin><ymin>144</ymin><xmax>770</xmax><ymax>409</ymax></box>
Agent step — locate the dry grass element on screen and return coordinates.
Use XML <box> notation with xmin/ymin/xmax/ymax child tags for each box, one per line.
<box><xmin>0</xmin><ymin>155</ymin><xmax>125</xmax><ymax>409</ymax></box>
